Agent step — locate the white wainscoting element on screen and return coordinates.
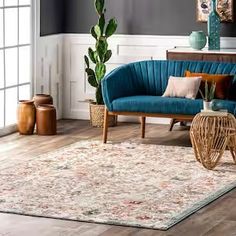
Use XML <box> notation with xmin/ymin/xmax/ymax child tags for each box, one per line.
<box><xmin>37</xmin><ymin>34</ymin><xmax>236</xmax><ymax>124</ymax></box>
<box><xmin>63</xmin><ymin>34</ymin><xmax>190</xmax><ymax>124</ymax></box>
<box><xmin>36</xmin><ymin>34</ymin><xmax>63</xmax><ymax>119</ymax></box>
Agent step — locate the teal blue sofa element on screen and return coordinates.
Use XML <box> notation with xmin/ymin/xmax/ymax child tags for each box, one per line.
<box><xmin>101</xmin><ymin>60</ymin><xmax>236</xmax><ymax>143</ymax></box>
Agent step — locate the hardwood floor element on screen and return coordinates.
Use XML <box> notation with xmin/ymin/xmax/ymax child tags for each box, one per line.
<box><xmin>0</xmin><ymin>120</ymin><xmax>236</xmax><ymax>236</ymax></box>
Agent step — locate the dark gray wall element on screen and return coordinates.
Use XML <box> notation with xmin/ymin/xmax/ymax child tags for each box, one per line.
<box><xmin>40</xmin><ymin>0</ymin><xmax>65</xmax><ymax>36</ymax></box>
<box><xmin>64</xmin><ymin>0</ymin><xmax>236</xmax><ymax>37</ymax></box>
<box><xmin>40</xmin><ymin>0</ymin><xmax>236</xmax><ymax>37</ymax></box>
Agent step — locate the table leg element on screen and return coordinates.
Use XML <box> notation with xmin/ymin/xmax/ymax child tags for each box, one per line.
<box><xmin>190</xmin><ymin>131</ymin><xmax>229</xmax><ymax>170</ymax></box>
<box><xmin>228</xmin><ymin>135</ymin><xmax>236</xmax><ymax>163</ymax></box>
<box><xmin>190</xmin><ymin>132</ymin><xmax>201</xmax><ymax>163</ymax></box>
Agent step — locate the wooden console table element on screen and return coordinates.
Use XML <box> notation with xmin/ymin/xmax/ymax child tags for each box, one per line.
<box><xmin>167</xmin><ymin>47</ymin><xmax>236</xmax><ymax>63</ymax></box>
<box><xmin>166</xmin><ymin>47</ymin><xmax>236</xmax><ymax>131</ymax></box>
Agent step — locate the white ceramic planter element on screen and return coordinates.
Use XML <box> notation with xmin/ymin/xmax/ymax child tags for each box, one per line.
<box><xmin>203</xmin><ymin>101</ymin><xmax>213</xmax><ymax>110</ymax></box>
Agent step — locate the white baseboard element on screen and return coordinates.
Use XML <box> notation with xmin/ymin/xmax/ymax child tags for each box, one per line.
<box><xmin>0</xmin><ymin>125</ymin><xmax>17</xmax><ymax>137</ymax></box>
<box><xmin>66</xmin><ymin>108</ymin><xmax>170</xmax><ymax>125</ymax></box>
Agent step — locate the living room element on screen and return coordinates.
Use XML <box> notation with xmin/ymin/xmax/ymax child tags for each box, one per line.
<box><xmin>0</xmin><ymin>0</ymin><xmax>236</xmax><ymax>235</ymax></box>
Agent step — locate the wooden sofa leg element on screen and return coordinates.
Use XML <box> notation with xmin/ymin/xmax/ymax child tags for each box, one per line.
<box><xmin>103</xmin><ymin>108</ymin><xmax>109</xmax><ymax>143</ymax></box>
<box><xmin>169</xmin><ymin>119</ymin><xmax>176</xmax><ymax>132</ymax></box>
<box><xmin>141</xmin><ymin>117</ymin><xmax>146</xmax><ymax>139</ymax></box>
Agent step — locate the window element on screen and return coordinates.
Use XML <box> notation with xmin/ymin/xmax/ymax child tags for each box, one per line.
<box><xmin>0</xmin><ymin>0</ymin><xmax>32</xmax><ymax>130</ymax></box>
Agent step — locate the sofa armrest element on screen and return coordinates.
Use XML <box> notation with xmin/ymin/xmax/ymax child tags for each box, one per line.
<box><xmin>102</xmin><ymin>64</ymin><xmax>139</xmax><ymax>111</ymax></box>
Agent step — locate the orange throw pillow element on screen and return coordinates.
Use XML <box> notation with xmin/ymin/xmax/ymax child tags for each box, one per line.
<box><xmin>185</xmin><ymin>71</ymin><xmax>233</xmax><ymax>99</ymax></box>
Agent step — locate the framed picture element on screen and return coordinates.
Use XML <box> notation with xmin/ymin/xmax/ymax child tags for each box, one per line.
<box><xmin>196</xmin><ymin>0</ymin><xmax>234</xmax><ymax>22</ymax></box>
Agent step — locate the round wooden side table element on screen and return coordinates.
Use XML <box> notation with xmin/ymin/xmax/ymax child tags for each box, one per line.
<box><xmin>190</xmin><ymin>113</ymin><xmax>236</xmax><ymax>170</ymax></box>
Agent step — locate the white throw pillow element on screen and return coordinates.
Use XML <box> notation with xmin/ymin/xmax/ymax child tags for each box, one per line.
<box><xmin>162</xmin><ymin>76</ymin><xmax>202</xmax><ymax>99</ymax></box>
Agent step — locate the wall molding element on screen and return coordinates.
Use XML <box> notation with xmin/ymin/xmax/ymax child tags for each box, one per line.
<box><xmin>37</xmin><ymin>33</ymin><xmax>236</xmax><ymax>124</ymax></box>
<box><xmin>36</xmin><ymin>34</ymin><xmax>64</xmax><ymax>119</ymax></box>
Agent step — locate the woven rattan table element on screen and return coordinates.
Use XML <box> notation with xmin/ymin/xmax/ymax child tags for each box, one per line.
<box><xmin>190</xmin><ymin>113</ymin><xmax>236</xmax><ymax>170</ymax></box>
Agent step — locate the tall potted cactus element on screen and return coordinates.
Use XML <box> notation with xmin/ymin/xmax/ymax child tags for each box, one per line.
<box><xmin>84</xmin><ymin>0</ymin><xmax>117</xmax><ymax>127</ymax></box>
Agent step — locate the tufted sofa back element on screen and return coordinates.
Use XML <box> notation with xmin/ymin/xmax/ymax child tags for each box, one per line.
<box><xmin>102</xmin><ymin>60</ymin><xmax>236</xmax><ymax>109</ymax></box>
<box><xmin>126</xmin><ymin>60</ymin><xmax>236</xmax><ymax>97</ymax></box>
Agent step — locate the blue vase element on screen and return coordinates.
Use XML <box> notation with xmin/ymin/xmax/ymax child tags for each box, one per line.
<box><xmin>208</xmin><ymin>0</ymin><xmax>220</xmax><ymax>50</ymax></box>
<box><xmin>189</xmin><ymin>31</ymin><xmax>207</xmax><ymax>50</ymax></box>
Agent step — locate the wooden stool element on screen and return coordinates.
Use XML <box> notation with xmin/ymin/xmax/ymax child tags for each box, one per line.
<box><xmin>36</xmin><ymin>105</ymin><xmax>57</xmax><ymax>135</ymax></box>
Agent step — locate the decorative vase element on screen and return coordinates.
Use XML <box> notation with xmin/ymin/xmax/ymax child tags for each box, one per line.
<box><xmin>33</xmin><ymin>94</ymin><xmax>53</xmax><ymax>107</ymax></box>
<box><xmin>208</xmin><ymin>0</ymin><xmax>220</xmax><ymax>50</ymax></box>
<box><xmin>189</xmin><ymin>31</ymin><xmax>207</xmax><ymax>50</ymax></box>
<box><xmin>36</xmin><ymin>105</ymin><xmax>57</xmax><ymax>135</ymax></box>
<box><xmin>17</xmin><ymin>100</ymin><xmax>36</xmax><ymax>135</ymax></box>
<box><xmin>203</xmin><ymin>101</ymin><xmax>213</xmax><ymax>110</ymax></box>
<box><xmin>89</xmin><ymin>103</ymin><xmax>117</xmax><ymax>128</ymax></box>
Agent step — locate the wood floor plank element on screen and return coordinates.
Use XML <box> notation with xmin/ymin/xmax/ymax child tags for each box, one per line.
<box><xmin>131</xmin><ymin>228</ymin><xmax>166</xmax><ymax>236</ymax></box>
<box><xmin>166</xmin><ymin>189</ymin><xmax>236</xmax><ymax>236</ymax></box>
<box><xmin>203</xmin><ymin>220</ymin><xmax>236</xmax><ymax>236</ymax></box>
<box><xmin>0</xmin><ymin>119</ymin><xmax>235</xmax><ymax>236</ymax></box>
<box><xmin>99</xmin><ymin>225</ymin><xmax>139</xmax><ymax>236</ymax></box>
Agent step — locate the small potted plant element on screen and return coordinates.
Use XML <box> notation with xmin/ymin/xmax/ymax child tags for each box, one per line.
<box><xmin>84</xmin><ymin>0</ymin><xmax>117</xmax><ymax>127</ymax></box>
<box><xmin>199</xmin><ymin>81</ymin><xmax>216</xmax><ymax>110</ymax></box>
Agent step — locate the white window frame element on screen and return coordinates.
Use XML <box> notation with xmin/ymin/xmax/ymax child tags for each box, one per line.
<box><xmin>0</xmin><ymin>0</ymin><xmax>37</xmax><ymax>136</ymax></box>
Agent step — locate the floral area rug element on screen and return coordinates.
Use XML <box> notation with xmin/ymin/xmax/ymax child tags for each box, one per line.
<box><xmin>0</xmin><ymin>140</ymin><xmax>236</xmax><ymax>230</ymax></box>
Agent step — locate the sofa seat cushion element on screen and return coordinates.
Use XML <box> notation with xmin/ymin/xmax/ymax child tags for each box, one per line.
<box><xmin>112</xmin><ymin>96</ymin><xmax>202</xmax><ymax>115</ymax></box>
<box><xmin>111</xmin><ymin>96</ymin><xmax>236</xmax><ymax>116</ymax></box>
